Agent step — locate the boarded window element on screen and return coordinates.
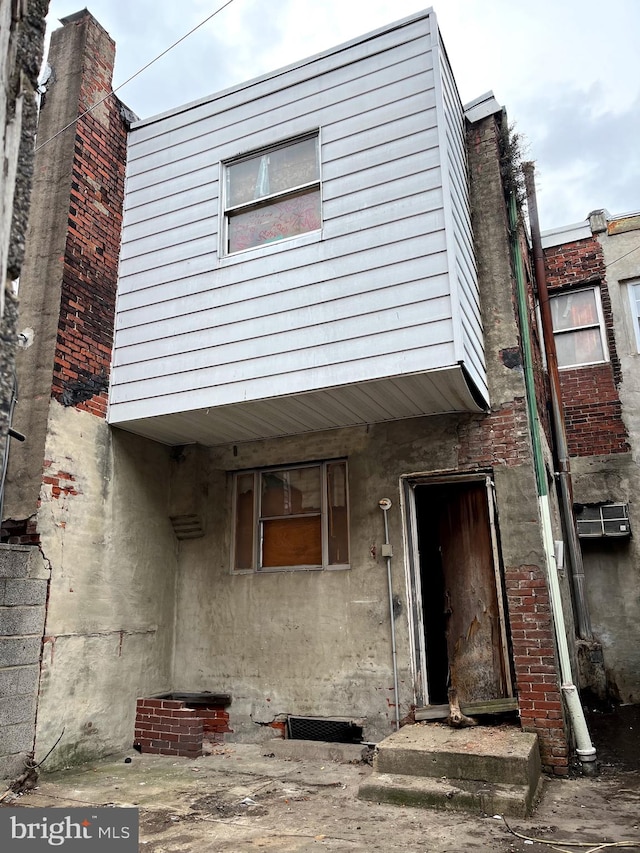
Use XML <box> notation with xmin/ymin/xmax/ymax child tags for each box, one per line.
<box><xmin>232</xmin><ymin>461</ymin><xmax>349</xmax><ymax>572</ymax></box>
<box><xmin>550</xmin><ymin>287</ymin><xmax>608</xmax><ymax>368</ymax></box>
<box><xmin>225</xmin><ymin>134</ymin><xmax>321</xmax><ymax>254</ymax></box>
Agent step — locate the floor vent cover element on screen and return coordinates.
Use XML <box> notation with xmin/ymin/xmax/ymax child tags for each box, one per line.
<box><xmin>287</xmin><ymin>716</ymin><xmax>363</xmax><ymax>743</ymax></box>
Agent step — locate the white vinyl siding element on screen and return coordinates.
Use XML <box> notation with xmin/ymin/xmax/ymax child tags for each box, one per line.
<box><xmin>109</xmin><ymin>10</ymin><xmax>488</xmax><ymax>444</ymax></box>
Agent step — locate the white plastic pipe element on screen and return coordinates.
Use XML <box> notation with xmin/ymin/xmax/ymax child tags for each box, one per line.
<box><xmin>539</xmin><ymin>495</ymin><xmax>597</xmax><ymax>773</ymax></box>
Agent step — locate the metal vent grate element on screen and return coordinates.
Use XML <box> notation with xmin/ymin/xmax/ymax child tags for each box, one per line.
<box><xmin>287</xmin><ymin>716</ymin><xmax>363</xmax><ymax>743</ymax></box>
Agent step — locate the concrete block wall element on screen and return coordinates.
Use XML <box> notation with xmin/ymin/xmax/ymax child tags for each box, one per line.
<box><xmin>0</xmin><ymin>544</ymin><xmax>48</xmax><ymax>779</ymax></box>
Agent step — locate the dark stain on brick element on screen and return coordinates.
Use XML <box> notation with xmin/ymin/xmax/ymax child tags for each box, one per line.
<box><xmin>500</xmin><ymin>346</ymin><xmax>522</xmax><ymax>370</ymax></box>
<box><xmin>59</xmin><ymin>371</ymin><xmax>109</xmax><ymax>407</ymax></box>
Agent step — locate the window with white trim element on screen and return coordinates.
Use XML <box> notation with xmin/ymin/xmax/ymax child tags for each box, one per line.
<box><xmin>549</xmin><ymin>286</ymin><xmax>609</xmax><ymax>368</ymax></box>
<box><xmin>628</xmin><ymin>280</ymin><xmax>640</xmax><ymax>351</ymax></box>
<box><xmin>232</xmin><ymin>461</ymin><xmax>349</xmax><ymax>572</ymax></box>
<box><xmin>223</xmin><ymin>134</ymin><xmax>321</xmax><ymax>255</ymax></box>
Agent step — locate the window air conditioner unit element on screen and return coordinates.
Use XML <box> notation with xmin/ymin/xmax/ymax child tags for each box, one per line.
<box><xmin>575</xmin><ymin>503</ymin><xmax>631</xmax><ymax>539</ymax></box>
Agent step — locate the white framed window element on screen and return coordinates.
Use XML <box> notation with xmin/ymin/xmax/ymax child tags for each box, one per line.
<box><xmin>232</xmin><ymin>460</ymin><xmax>349</xmax><ymax>572</ymax></box>
<box><xmin>223</xmin><ymin>133</ymin><xmax>321</xmax><ymax>255</ymax></box>
<box><xmin>627</xmin><ymin>280</ymin><xmax>640</xmax><ymax>352</ymax></box>
<box><xmin>549</xmin><ymin>286</ymin><xmax>609</xmax><ymax>368</ymax></box>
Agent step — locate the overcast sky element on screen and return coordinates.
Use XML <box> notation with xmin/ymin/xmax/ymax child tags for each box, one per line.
<box><xmin>44</xmin><ymin>0</ymin><xmax>640</xmax><ymax>231</ymax></box>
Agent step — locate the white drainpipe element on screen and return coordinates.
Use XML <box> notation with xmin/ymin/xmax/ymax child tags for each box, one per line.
<box><xmin>539</xmin><ymin>479</ymin><xmax>597</xmax><ymax>773</ymax></box>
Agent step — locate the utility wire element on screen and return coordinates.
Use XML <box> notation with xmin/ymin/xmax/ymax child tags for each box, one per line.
<box><xmin>35</xmin><ymin>0</ymin><xmax>236</xmax><ymax>152</ymax></box>
<box><xmin>604</xmin><ymin>241</ymin><xmax>640</xmax><ymax>270</ymax></box>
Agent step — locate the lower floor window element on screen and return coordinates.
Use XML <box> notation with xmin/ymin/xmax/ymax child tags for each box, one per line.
<box><xmin>233</xmin><ymin>460</ymin><xmax>349</xmax><ymax>572</ymax></box>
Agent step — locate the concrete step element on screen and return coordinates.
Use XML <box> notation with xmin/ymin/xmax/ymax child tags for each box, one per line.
<box><xmin>358</xmin><ymin>771</ymin><xmax>541</xmax><ymax>817</ymax></box>
<box><xmin>374</xmin><ymin>724</ymin><xmax>541</xmax><ymax>787</ymax></box>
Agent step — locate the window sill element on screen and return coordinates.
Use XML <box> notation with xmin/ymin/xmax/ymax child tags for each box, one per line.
<box><xmin>232</xmin><ymin>564</ymin><xmax>350</xmax><ymax>575</ymax></box>
<box><xmin>557</xmin><ymin>359</ymin><xmax>609</xmax><ymax>370</ymax></box>
<box><xmin>218</xmin><ymin>229</ymin><xmax>322</xmax><ymax>267</ymax></box>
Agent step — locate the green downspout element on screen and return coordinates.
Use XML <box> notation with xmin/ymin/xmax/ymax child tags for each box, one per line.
<box><xmin>509</xmin><ymin>193</ymin><xmax>547</xmax><ymax>497</ymax></box>
<box><xmin>507</xmin><ymin>190</ymin><xmax>596</xmax><ymax>773</ymax></box>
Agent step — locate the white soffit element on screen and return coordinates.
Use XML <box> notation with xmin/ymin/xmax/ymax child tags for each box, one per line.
<box><xmin>110</xmin><ymin>367</ymin><xmax>485</xmax><ymax>447</ymax></box>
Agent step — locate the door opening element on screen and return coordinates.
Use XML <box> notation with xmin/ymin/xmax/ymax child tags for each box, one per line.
<box><xmin>408</xmin><ymin>476</ymin><xmax>512</xmax><ymax>710</ymax></box>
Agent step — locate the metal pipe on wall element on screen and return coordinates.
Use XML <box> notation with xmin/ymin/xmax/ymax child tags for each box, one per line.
<box><xmin>379</xmin><ymin>498</ymin><xmax>401</xmax><ymax>731</ymax></box>
<box><xmin>523</xmin><ymin>161</ymin><xmax>593</xmax><ymax>641</ymax></box>
<box><xmin>508</xmin><ymin>188</ymin><xmax>596</xmax><ymax>774</ymax></box>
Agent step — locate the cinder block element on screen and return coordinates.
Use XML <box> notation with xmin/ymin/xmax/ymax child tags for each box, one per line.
<box><xmin>0</xmin><ymin>546</ymin><xmax>33</xmax><ymax>578</ymax></box>
<box><xmin>0</xmin><ymin>636</ymin><xmax>41</xmax><ymax>666</ymax></box>
<box><xmin>0</xmin><ymin>752</ymin><xmax>28</xmax><ymax>782</ymax></box>
<box><xmin>0</xmin><ymin>606</ymin><xmax>46</xmax><ymax>636</ymax></box>
<box><xmin>0</xmin><ymin>694</ymin><xmax>38</xmax><ymax>726</ymax></box>
<box><xmin>0</xmin><ymin>664</ymin><xmax>40</xmax><ymax>696</ymax></box>
<box><xmin>0</xmin><ymin>722</ymin><xmax>34</xmax><ymax>755</ymax></box>
<box><xmin>0</xmin><ymin>578</ymin><xmax>48</xmax><ymax>606</ymax></box>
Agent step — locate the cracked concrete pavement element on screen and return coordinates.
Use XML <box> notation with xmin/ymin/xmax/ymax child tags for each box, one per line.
<box><xmin>2</xmin><ymin>739</ymin><xmax>639</xmax><ymax>852</ymax></box>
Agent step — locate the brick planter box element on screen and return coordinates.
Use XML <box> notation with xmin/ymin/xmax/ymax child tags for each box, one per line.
<box><xmin>134</xmin><ymin>693</ymin><xmax>231</xmax><ymax>757</ymax></box>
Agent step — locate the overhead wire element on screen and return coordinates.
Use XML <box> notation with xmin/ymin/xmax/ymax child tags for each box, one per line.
<box><xmin>35</xmin><ymin>0</ymin><xmax>237</xmax><ymax>152</ymax></box>
<box><xmin>604</xmin><ymin>241</ymin><xmax>640</xmax><ymax>270</ymax></box>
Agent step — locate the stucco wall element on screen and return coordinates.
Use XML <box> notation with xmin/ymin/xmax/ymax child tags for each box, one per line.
<box><xmin>569</xmin><ymin>213</ymin><xmax>640</xmax><ymax>703</ymax></box>
<box><xmin>167</xmin><ymin>111</ymin><xmax>570</xmax><ymax>773</ymax></box>
<box><xmin>33</xmin><ymin>402</ymin><xmax>178</xmax><ymax>769</ymax></box>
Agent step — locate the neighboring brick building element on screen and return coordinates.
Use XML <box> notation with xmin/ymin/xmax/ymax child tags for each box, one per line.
<box><xmin>2</xmin><ymin>8</ymin><xmax>601</xmax><ymax>782</ymax></box>
<box><xmin>542</xmin><ymin>211</ymin><xmax>640</xmax><ymax>705</ymax></box>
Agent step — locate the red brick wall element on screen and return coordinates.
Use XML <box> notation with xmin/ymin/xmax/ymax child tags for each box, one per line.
<box><xmin>544</xmin><ymin>237</ymin><xmax>627</xmax><ymax>457</ymax></box>
<box><xmin>544</xmin><ymin>236</ymin><xmax>605</xmax><ymax>290</ymax></box>
<box><xmin>135</xmin><ymin>698</ymin><xmax>204</xmax><ymax>758</ymax></box>
<box><xmin>456</xmin><ymin>400</ymin><xmax>570</xmax><ymax>773</ymax></box>
<box><xmin>50</xmin><ymin>15</ymin><xmax>127</xmax><ymax>418</ymax></box>
<box><xmin>505</xmin><ymin>565</ymin><xmax>569</xmax><ymax>774</ymax></box>
<box><xmin>457</xmin><ymin>399</ymin><xmax>530</xmax><ymax>468</ymax></box>
<box><xmin>134</xmin><ymin>698</ymin><xmax>232</xmax><ymax>757</ymax></box>
<box><xmin>558</xmin><ymin>366</ymin><xmax>628</xmax><ymax>456</ymax></box>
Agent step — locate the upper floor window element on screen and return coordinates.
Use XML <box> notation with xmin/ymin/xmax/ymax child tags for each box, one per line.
<box><xmin>224</xmin><ymin>134</ymin><xmax>321</xmax><ymax>255</ymax></box>
<box><xmin>550</xmin><ymin>286</ymin><xmax>609</xmax><ymax>368</ymax></box>
<box><xmin>628</xmin><ymin>281</ymin><xmax>640</xmax><ymax>351</ymax></box>
<box><xmin>232</xmin><ymin>460</ymin><xmax>349</xmax><ymax>572</ymax></box>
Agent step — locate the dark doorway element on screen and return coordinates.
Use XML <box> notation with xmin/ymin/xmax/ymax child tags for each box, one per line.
<box><xmin>414</xmin><ymin>479</ymin><xmax>510</xmax><ymax>706</ymax></box>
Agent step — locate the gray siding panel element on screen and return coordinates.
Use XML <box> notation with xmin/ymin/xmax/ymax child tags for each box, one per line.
<box><xmin>436</xmin><ymin>37</ymin><xmax>486</xmax><ymax>399</ymax></box>
<box><xmin>110</xmin><ymin>342</ymin><xmax>458</xmax><ymax>419</ymax></box>
<box><xmin>110</xmin><ymin>11</ymin><xmax>488</xmax><ymax>431</ymax></box>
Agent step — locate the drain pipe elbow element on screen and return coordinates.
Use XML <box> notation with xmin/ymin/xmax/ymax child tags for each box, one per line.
<box><xmin>562</xmin><ymin>684</ymin><xmax>597</xmax><ymax>775</ymax></box>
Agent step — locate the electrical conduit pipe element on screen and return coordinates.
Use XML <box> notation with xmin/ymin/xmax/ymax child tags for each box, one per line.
<box><xmin>379</xmin><ymin>498</ymin><xmax>401</xmax><ymax>731</ymax></box>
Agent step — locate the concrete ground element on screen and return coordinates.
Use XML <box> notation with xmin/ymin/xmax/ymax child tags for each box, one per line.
<box><xmin>2</xmin><ymin>736</ymin><xmax>639</xmax><ymax>852</ymax></box>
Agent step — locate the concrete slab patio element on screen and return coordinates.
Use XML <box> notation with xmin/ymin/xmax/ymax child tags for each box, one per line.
<box><xmin>1</xmin><ymin>741</ymin><xmax>639</xmax><ymax>852</ymax></box>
